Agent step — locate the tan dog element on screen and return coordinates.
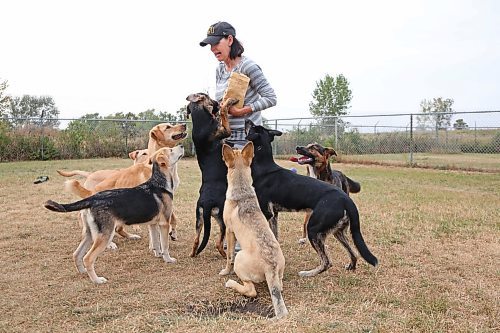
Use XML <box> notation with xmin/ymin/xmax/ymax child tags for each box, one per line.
<box><xmin>219</xmin><ymin>142</ymin><xmax>288</xmax><ymax>319</ymax></box>
<box><xmin>59</xmin><ymin>123</ymin><xmax>187</xmax><ymax>249</ymax></box>
<box><xmin>55</xmin><ymin>148</ymin><xmax>147</xmax><ymax>192</ymax></box>
<box><xmin>57</xmin><ymin>123</ymin><xmax>186</xmax><ymax>192</ymax></box>
<box><xmin>44</xmin><ymin>146</ymin><xmax>184</xmax><ymax>284</ymax></box>
<box><xmin>129</xmin><ymin>149</ymin><xmax>149</xmax><ymax>164</ymax></box>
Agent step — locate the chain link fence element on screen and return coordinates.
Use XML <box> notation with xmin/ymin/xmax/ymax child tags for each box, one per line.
<box><xmin>264</xmin><ymin>111</ymin><xmax>500</xmax><ymax>172</ymax></box>
<box><xmin>1</xmin><ymin>111</ymin><xmax>499</xmax><ymax>172</ymax></box>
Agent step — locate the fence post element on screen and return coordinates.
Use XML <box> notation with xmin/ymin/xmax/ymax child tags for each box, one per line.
<box><xmin>125</xmin><ymin>118</ymin><xmax>128</xmax><ymax>156</ymax></box>
<box><xmin>334</xmin><ymin>117</ymin><xmax>338</xmax><ymax>151</ymax></box>
<box><xmin>40</xmin><ymin>111</ymin><xmax>45</xmax><ymax>160</ymax></box>
<box><xmin>273</xmin><ymin>119</ymin><xmax>278</xmax><ymax>154</ymax></box>
<box><xmin>410</xmin><ymin>114</ymin><xmax>414</xmax><ymax>166</ymax></box>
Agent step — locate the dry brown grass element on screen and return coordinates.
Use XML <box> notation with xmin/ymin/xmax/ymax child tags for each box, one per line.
<box><xmin>0</xmin><ymin>157</ymin><xmax>499</xmax><ymax>332</ymax></box>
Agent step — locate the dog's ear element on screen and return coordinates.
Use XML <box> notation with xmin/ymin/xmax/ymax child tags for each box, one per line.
<box><xmin>222</xmin><ymin>144</ymin><xmax>235</xmax><ymax>168</ymax></box>
<box><xmin>128</xmin><ymin>150</ymin><xmax>138</xmax><ymax>160</ymax></box>
<box><xmin>186</xmin><ymin>93</ymin><xmax>204</xmax><ymax>103</ymax></box>
<box><xmin>241</xmin><ymin>141</ymin><xmax>254</xmax><ymax>166</ymax></box>
<box><xmin>269</xmin><ymin>129</ymin><xmax>283</xmax><ymax>137</ymax></box>
<box><xmin>325</xmin><ymin>147</ymin><xmax>337</xmax><ymax>157</ymax></box>
<box><xmin>268</xmin><ymin>129</ymin><xmax>283</xmax><ymax>142</ymax></box>
<box><xmin>155</xmin><ymin>150</ymin><xmax>170</xmax><ymax>168</ymax></box>
<box><xmin>150</xmin><ymin>125</ymin><xmax>165</xmax><ymax>142</ymax></box>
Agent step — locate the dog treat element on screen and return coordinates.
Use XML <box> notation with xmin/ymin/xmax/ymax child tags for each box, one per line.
<box><xmin>222</xmin><ymin>72</ymin><xmax>250</xmax><ymax>109</ymax></box>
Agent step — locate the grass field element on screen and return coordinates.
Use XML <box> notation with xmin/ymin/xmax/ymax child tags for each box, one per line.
<box><xmin>342</xmin><ymin>153</ymin><xmax>500</xmax><ymax>172</ymax></box>
<box><xmin>0</xmin><ymin>157</ymin><xmax>499</xmax><ymax>332</ymax></box>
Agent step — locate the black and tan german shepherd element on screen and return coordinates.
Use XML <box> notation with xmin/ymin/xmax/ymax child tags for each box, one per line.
<box><xmin>245</xmin><ymin>120</ymin><xmax>378</xmax><ymax>277</ymax></box>
<box><xmin>292</xmin><ymin>142</ymin><xmax>361</xmax><ymax>245</ymax></box>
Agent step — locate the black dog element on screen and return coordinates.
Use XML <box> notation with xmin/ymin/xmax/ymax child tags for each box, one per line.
<box><xmin>44</xmin><ymin>146</ymin><xmax>184</xmax><ymax>284</ymax></box>
<box><xmin>186</xmin><ymin>93</ymin><xmax>236</xmax><ymax>257</ymax></box>
<box><xmin>245</xmin><ymin>120</ymin><xmax>378</xmax><ymax>277</ymax></box>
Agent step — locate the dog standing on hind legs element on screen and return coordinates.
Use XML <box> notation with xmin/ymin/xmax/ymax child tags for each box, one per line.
<box><xmin>44</xmin><ymin>146</ymin><xmax>184</xmax><ymax>284</ymax></box>
<box><xmin>185</xmin><ymin>93</ymin><xmax>235</xmax><ymax>258</ymax></box>
<box><xmin>220</xmin><ymin>142</ymin><xmax>288</xmax><ymax>319</ymax></box>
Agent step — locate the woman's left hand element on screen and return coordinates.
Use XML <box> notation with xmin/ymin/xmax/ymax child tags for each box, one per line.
<box><xmin>228</xmin><ymin>105</ymin><xmax>251</xmax><ymax>117</ymax></box>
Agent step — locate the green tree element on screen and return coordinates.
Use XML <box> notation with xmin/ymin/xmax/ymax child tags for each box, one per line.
<box><xmin>453</xmin><ymin>118</ymin><xmax>468</xmax><ymax>130</ymax></box>
<box><xmin>417</xmin><ymin>97</ymin><xmax>454</xmax><ymax>130</ymax></box>
<box><xmin>175</xmin><ymin>106</ymin><xmax>188</xmax><ymax>122</ymax></box>
<box><xmin>0</xmin><ymin>80</ymin><xmax>11</xmax><ymax>117</ymax></box>
<box><xmin>8</xmin><ymin>95</ymin><xmax>60</xmax><ymax>128</ymax></box>
<box><xmin>309</xmin><ymin>74</ymin><xmax>353</xmax><ymax>120</ymax></box>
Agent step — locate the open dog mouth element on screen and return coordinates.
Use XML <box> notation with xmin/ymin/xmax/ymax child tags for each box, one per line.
<box><xmin>290</xmin><ymin>155</ymin><xmax>314</xmax><ymax>165</ymax></box>
<box><xmin>172</xmin><ymin>132</ymin><xmax>188</xmax><ymax>140</ymax></box>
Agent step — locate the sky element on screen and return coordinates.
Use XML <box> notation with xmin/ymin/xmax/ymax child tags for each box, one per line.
<box><xmin>1</xmin><ymin>0</ymin><xmax>499</xmax><ymax>127</ymax></box>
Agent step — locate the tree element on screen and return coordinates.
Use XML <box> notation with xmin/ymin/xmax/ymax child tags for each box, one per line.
<box><xmin>453</xmin><ymin>118</ymin><xmax>469</xmax><ymax>130</ymax></box>
<box><xmin>8</xmin><ymin>95</ymin><xmax>60</xmax><ymax>128</ymax></box>
<box><xmin>417</xmin><ymin>97</ymin><xmax>454</xmax><ymax>130</ymax></box>
<box><xmin>0</xmin><ymin>80</ymin><xmax>11</xmax><ymax>117</ymax></box>
<box><xmin>309</xmin><ymin>74</ymin><xmax>353</xmax><ymax>120</ymax></box>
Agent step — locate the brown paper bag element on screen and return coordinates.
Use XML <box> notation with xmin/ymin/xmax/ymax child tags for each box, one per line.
<box><xmin>223</xmin><ymin>72</ymin><xmax>250</xmax><ymax>109</ymax></box>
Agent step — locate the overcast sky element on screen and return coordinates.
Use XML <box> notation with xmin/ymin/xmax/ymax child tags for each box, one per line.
<box><xmin>1</xmin><ymin>0</ymin><xmax>499</xmax><ymax>126</ymax></box>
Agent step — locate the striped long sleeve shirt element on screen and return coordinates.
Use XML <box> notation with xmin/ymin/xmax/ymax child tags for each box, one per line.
<box><xmin>215</xmin><ymin>56</ymin><xmax>277</xmax><ymax>144</ymax></box>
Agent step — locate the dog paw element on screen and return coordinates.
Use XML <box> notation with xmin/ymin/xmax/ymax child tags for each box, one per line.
<box><xmin>345</xmin><ymin>263</ymin><xmax>356</xmax><ymax>271</ymax></box>
<box><xmin>127</xmin><ymin>234</ymin><xmax>141</xmax><ymax>240</ymax></box>
<box><xmin>298</xmin><ymin>238</ymin><xmax>307</xmax><ymax>245</ymax></box>
<box><xmin>298</xmin><ymin>270</ymin><xmax>316</xmax><ymax>278</ymax></box>
<box><xmin>93</xmin><ymin>276</ymin><xmax>108</xmax><ymax>284</ymax></box>
<box><xmin>152</xmin><ymin>249</ymin><xmax>163</xmax><ymax>258</ymax></box>
<box><xmin>107</xmin><ymin>242</ymin><xmax>118</xmax><ymax>250</ymax></box>
<box><xmin>225</xmin><ymin>279</ymin><xmax>237</xmax><ymax>288</ymax></box>
<box><xmin>219</xmin><ymin>268</ymin><xmax>232</xmax><ymax>276</ymax></box>
<box><xmin>163</xmin><ymin>256</ymin><xmax>177</xmax><ymax>263</ymax></box>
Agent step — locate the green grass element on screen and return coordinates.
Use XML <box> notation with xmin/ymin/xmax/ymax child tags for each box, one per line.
<box><xmin>0</xmin><ymin>157</ymin><xmax>499</xmax><ymax>332</ymax></box>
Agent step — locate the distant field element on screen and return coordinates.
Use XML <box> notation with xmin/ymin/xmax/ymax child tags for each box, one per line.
<box><xmin>0</xmin><ymin>157</ymin><xmax>499</xmax><ymax>332</ymax></box>
<box><xmin>342</xmin><ymin>152</ymin><xmax>500</xmax><ymax>172</ymax></box>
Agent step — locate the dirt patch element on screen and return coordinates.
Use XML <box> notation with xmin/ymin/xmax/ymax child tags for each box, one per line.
<box><xmin>185</xmin><ymin>298</ymin><xmax>274</xmax><ymax>318</ymax></box>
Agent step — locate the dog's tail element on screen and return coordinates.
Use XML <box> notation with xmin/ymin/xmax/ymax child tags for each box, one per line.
<box><xmin>195</xmin><ymin>206</ymin><xmax>213</xmax><ymax>255</ymax></box>
<box><xmin>44</xmin><ymin>198</ymin><xmax>92</xmax><ymax>213</ymax></box>
<box><xmin>345</xmin><ymin>199</ymin><xmax>378</xmax><ymax>267</ymax></box>
<box><xmin>64</xmin><ymin>179</ymin><xmax>93</xmax><ymax>198</ymax></box>
<box><xmin>56</xmin><ymin>169</ymin><xmax>91</xmax><ymax>178</ymax></box>
<box><xmin>266</xmin><ymin>272</ymin><xmax>289</xmax><ymax>319</ymax></box>
<box><xmin>346</xmin><ymin>176</ymin><xmax>361</xmax><ymax>194</ymax></box>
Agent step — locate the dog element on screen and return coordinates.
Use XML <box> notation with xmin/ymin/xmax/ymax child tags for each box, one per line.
<box><xmin>245</xmin><ymin>120</ymin><xmax>378</xmax><ymax>276</ymax></box>
<box><xmin>44</xmin><ymin>145</ymin><xmax>184</xmax><ymax>284</ymax></box>
<box><xmin>219</xmin><ymin>142</ymin><xmax>288</xmax><ymax>319</ymax></box>
<box><xmin>64</xmin><ymin>145</ymin><xmax>186</xmax><ymax>257</ymax></box>
<box><xmin>129</xmin><ymin>148</ymin><xmax>149</xmax><ymax>164</ymax></box>
<box><xmin>57</xmin><ymin>123</ymin><xmax>187</xmax><ymax>191</ymax></box>
<box><xmin>185</xmin><ymin>93</ymin><xmax>235</xmax><ymax>257</ymax></box>
<box><xmin>292</xmin><ymin>143</ymin><xmax>361</xmax><ymax>244</ymax></box>
<box><xmin>59</xmin><ymin>123</ymin><xmax>187</xmax><ymax>247</ymax></box>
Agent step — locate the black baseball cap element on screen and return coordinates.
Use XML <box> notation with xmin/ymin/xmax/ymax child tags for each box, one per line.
<box><xmin>199</xmin><ymin>21</ymin><xmax>236</xmax><ymax>47</ymax></box>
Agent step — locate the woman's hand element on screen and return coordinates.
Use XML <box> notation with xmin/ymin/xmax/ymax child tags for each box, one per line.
<box><xmin>228</xmin><ymin>105</ymin><xmax>252</xmax><ymax>117</ymax></box>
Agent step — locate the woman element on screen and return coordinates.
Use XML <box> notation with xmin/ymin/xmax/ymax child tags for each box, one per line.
<box><xmin>200</xmin><ymin>21</ymin><xmax>277</xmax><ymax>148</ymax></box>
